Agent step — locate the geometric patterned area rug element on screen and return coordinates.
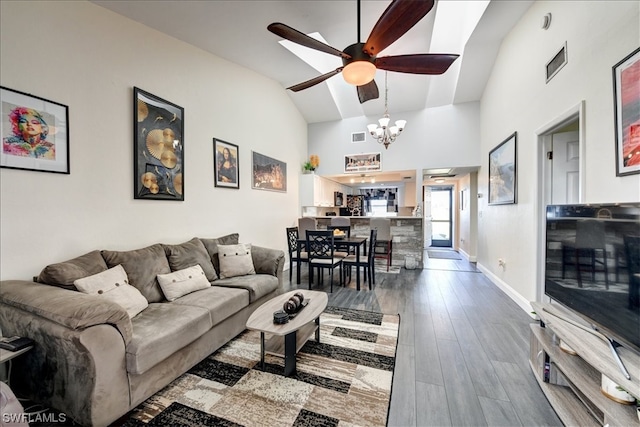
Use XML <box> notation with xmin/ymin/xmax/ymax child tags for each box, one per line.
<box><xmin>121</xmin><ymin>307</ymin><xmax>399</xmax><ymax>427</ymax></box>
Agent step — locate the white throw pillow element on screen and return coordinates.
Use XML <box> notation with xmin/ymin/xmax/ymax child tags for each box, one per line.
<box><xmin>156</xmin><ymin>264</ymin><xmax>211</xmax><ymax>301</ymax></box>
<box><xmin>74</xmin><ymin>264</ymin><xmax>148</xmax><ymax>318</ymax></box>
<box><xmin>217</xmin><ymin>243</ymin><xmax>256</xmax><ymax>279</ymax></box>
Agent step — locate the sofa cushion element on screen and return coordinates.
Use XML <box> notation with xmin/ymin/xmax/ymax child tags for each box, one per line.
<box><xmin>101</xmin><ymin>244</ymin><xmax>170</xmax><ymax>303</ymax></box>
<box><xmin>37</xmin><ymin>250</ymin><xmax>108</xmax><ymax>291</ymax></box>
<box><xmin>157</xmin><ymin>265</ymin><xmax>211</xmax><ymax>302</ymax></box>
<box><xmin>163</xmin><ymin>238</ymin><xmax>218</xmax><ymax>282</ymax></box>
<box><xmin>173</xmin><ymin>286</ymin><xmax>249</xmax><ymax>327</ymax></box>
<box><xmin>127</xmin><ymin>303</ymin><xmax>211</xmax><ymax>375</ymax></box>
<box><xmin>217</xmin><ymin>244</ymin><xmax>256</xmax><ymax>279</ymax></box>
<box><xmin>199</xmin><ymin>233</ymin><xmax>239</xmax><ymax>275</ymax></box>
<box><xmin>74</xmin><ymin>265</ymin><xmax>148</xmax><ymax>318</ymax></box>
<box><xmin>214</xmin><ymin>274</ymin><xmax>279</xmax><ymax>303</ymax></box>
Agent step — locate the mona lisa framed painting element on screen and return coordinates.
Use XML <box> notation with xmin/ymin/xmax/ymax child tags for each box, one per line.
<box><xmin>0</xmin><ymin>86</ymin><xmax>70</xmax><ymax>174</ymax></box>
<box><xmin>213</xmin><ymin>138</ymin><xmax>239</xmax><ymax>189</ymax></box>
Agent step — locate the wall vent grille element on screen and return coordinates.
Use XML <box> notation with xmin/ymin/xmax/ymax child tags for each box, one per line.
<box><xmin>546</xmin><ymin>42</ymin><xmax>567</xmax><ymax>83</ymax></box>
<box><xmin>351</xmin><ymin>131</ymin><xmax>366</xmax><ymax>143</ymax></box>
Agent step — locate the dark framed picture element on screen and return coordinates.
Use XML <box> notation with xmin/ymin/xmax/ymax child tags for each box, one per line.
<box><xmin>613</xmin><ymin>46</ymin><xmax>640</xmax><ymax>176</ymax></box>
<box><xmin>252</xmin><ymin>151</ymin><xmax>286</xmax><ymax>192</ymax></box>
<box><xmin>0</xmin><ymin>86</ymin><xmax>69</xmax><ymax>174</ymax></box>
<box><xmin>213</xmin><ymin>138</ymin><xmax>239</xmax><ymax>189</ymax></box>
<box><xmin>344</xmin><ymin>152</ymin><xmax>382</xmax><ymax>173</ymax></box>
<box><xmin>488</xmin><ymin>132</ymin><xmax>517</xmax><ymax>205</ymax></box>
<box><xmin>133</xmin><ymin>87</ymin><xmax>184</xmax><ymax>200</ymax></box>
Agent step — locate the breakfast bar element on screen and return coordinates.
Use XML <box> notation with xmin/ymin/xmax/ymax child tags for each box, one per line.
<box><xmin>311</xmin><ymin>216</ymin><xmax>424</xmax><ymax>269</ymax></box>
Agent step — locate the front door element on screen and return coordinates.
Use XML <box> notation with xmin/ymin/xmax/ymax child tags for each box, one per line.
<box><xmin>430</xmin><ymin>187</ymin><xmax>453</xmax><ymax>247</ymax></box>
<box><xmin>424</xmin><ymin>186</ymin><xmax>432</xmax><ymax>248</ymax></box>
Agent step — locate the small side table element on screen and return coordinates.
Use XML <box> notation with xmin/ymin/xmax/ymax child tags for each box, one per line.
<box><xmin>1</xmin><ymin>345</ymin><xmax>33</xmax><ymax>385</ymax></box>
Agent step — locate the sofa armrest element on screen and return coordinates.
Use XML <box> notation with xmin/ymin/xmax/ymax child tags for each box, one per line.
<box><xmin>251</xmin><ymin>246</ymin><xmax>285</xmax><ymax>282</ymax></box>
<box><xmin>0</xmin><ymin>280</ymin><xmax>132</xmax><ymax>344</ymax></box>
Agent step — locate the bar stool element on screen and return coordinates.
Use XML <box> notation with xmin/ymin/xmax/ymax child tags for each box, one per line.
<box><xmin>330</xmin><ymin>217</ymin><xmax>351</xmax><ymax>227</ymax></box>
<box><xmin>371</xmin><ymin>218</ymin><xmax>392</xmax><ymax>271</ymax></box>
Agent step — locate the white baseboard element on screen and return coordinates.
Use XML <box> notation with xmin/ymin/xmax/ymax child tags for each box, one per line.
<box><xmin>477</xmin><ymin>263</ymin><xmax>534</xmax><ymax>317</ymax></box>
<box><xmin>458</xmin><ymin>248</ymin><xmax>477</xmax><ymax>262</ymax></box>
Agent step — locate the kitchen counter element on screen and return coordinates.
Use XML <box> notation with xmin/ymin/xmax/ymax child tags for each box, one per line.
<box><xmin>312</xmin><ymin>216</ymin><xmax>424</xmax><ymax>268</ymax></box>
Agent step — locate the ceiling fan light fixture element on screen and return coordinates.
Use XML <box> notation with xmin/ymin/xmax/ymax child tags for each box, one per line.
<box><xmin>342</xmin><ymin>60</ymin><xmax>376</xmax><ymax>86</ymax></box>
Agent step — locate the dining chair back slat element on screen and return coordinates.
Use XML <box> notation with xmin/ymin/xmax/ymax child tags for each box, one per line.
<box><xmin>306</xmin><ymin>230</ymin><xmax>343</xmax><ymax>292</ymax></box>
<box><xmin>342</xmin><ymin>229</ymin><xmax>377</xmax><ymax>290</ymax></box>
<box><xmin>286</xmin><ymin>227</ymin><xmax>308</xmax><ymax>282</ymax></box>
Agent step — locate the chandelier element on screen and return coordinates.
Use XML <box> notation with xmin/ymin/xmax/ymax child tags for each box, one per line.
<box><xmin>367</xmin><ymin>72</ymin><xmax>406</xmax><ymax>149</ymax></box>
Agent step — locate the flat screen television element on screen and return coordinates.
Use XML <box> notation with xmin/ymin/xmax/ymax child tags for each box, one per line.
<box><xmin>544</xmin><ymin>203</ymin><xmax>640</xmax><ymax>354</ymax></box>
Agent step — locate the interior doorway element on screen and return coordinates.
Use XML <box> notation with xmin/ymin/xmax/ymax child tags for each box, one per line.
<box><xmin>536</xmin><ymin>101</ymin><xmax>585</xmax><ymax>302</ymax></box>
<box><xmin>428</xmin><ymin>186</ymin><xmax>454</xmax><ymax>247</ymax></box>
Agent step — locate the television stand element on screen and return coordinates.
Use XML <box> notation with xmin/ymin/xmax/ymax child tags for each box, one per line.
<box><xmin>529</xmin><ymin>302</ymin><xmax>639</xmax><ymax>426</ymax></box>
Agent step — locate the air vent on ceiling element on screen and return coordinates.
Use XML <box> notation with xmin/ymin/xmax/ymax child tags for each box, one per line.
<box><xmin>429</xmin><ymin>174</ymin><xmax>456</xmax><ymax>179</ymax></box>
<box><xmin>546</xmin><ymin>42</ymin><xmax>567</xmax><ymax>83</ymax></box>
<box><xmin>351</xmin><ymin>131</ymin><xmax>366</xmax><ymax>143</ymax></box>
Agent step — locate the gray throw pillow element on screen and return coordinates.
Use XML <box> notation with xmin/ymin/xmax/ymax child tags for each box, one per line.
<box><xmin>217</xmin><ymin>243</ymin><xmax>256</xmax><ymax>279</ymax></box>
<box><xmin>101</xmin><ymin>244</ymin><xmax>170</xmax><ymax>303</ymax></box>
<box><xmin>163</xmin><ymin>238</ymin><xmax>218</xmax><ymax>282</ymax></box>
<box><xmin>199</xmin><ymin>233</ymin><xmax>239</xmax><ymax>275</ymax></box>
<box><xmin>37</xmin><ymin>250</ymin><xmax>108</xmax><ymax>290</ymax></box>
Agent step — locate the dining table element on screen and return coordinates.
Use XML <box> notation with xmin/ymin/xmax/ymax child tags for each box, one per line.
<box><xmin>296</xmin><ymin>235</ymin><xmax>368</xmax><ymax>290</ymax></box>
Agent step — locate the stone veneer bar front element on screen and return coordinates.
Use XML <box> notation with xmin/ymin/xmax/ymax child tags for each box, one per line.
<box><xmin>313</xmin><ymin>216</ymin><xmax>424</xmax><ymax>268</ymax></box>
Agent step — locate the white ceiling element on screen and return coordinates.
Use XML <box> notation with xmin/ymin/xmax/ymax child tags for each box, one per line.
<box><xmin>92</xmin><ymin>0</ymin><xmax>533</xmax><ymax>124</ymax></box>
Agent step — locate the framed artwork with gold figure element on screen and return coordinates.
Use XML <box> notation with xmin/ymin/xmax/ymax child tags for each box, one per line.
<box><xmin>133</xmin><ymin>87</ymin><xmax>184</xmax><ymax>200</ymax></box>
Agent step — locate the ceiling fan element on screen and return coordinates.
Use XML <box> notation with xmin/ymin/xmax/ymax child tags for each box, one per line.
<box><xmin>268</xmin><ymin>0</ymin><xmax>460</xmax><ymax>104</ymax></box>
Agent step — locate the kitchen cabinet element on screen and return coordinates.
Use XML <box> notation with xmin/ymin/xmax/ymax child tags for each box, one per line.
<box><xmin>300</xmin><ymin>174</ymin><xmax>352</xmax><ymax>207</ymax></box>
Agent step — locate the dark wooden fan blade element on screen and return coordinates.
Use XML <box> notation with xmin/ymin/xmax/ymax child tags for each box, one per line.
<box><xmin>268</xmin><ymin>23</ymin><xmax>350</xmax><ymax>59</ymax></box>
<box><xmin>287</xmin><ymin>68</ymin><xmax>343</xmax><ymax>92</ymax></box>
<box><xmin>357</xmin><ymin>80</ymin><xmax>379</xmax><ymax>104</ymax></box>
<box><xmin>364</xmin><ymin>0</ymin><xmax>435</xmax><ymax>56</ymax></box>
<box><xmin>375</xmin><ymin>54</ymin><xmax>459</xmax><ymax>74</ymax></box>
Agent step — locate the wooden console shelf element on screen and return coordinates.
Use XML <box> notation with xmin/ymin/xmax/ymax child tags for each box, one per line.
<box><xmin>530</xmin><ymin>302</ymin><xmax>639</xmax><ymax>426</ymax></box>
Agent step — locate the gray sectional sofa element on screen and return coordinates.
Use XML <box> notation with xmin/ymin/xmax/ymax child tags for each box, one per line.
<box><xmin>0</xmin><ymin>233</ymin><xmax>285</xmax><ymax>426</ymax></box>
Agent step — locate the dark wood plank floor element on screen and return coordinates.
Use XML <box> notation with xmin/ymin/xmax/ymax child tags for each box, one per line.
<box><xmin>285</xmin><ymin>251</ymin><xmax>561</xmax><ymax>427</ymax></box>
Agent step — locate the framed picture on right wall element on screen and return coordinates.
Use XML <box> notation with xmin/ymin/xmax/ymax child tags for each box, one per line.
<box><xmin>613</xmin><ymin>46</ymin><xmax>640</xmax><ymax>176</ymax></box>
<box><xmin>488</xmin><ymin>132</ymin><xmax>517</xmax><ymax>205</ymax></box>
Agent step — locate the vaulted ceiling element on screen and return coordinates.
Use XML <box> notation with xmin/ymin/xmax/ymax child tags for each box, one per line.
<box><xmin>92</xmin><ymin>0</ymin><xmax>533</xmax><ymax>124</ymax></box>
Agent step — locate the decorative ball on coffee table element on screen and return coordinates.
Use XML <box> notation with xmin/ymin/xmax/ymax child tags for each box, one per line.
<box><xmin>294</xmin><ymin>292</ymin><xmax>304</xmax><ymax>303</ymax></box>
<box><xmin>290</xmin><ymin>294</ymin><xmax>302</xmax><ymax>307</ymax></box>
<box><xmin>283</xmin><ymin>300</ymin><xmax>297</xmax><ymax>314</ymax></box>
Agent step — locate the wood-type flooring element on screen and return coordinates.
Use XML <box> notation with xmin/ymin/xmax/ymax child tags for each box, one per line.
<box><xmin>286</xmin><ymin>250</ymin><xmax>561</xmax><ymax>427</ymax></box>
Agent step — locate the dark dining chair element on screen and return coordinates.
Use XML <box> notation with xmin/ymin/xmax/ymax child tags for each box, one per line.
<box><xmin>306</xmin><ymin>230</ymin><xmax>343</xmax><ymax>292</ymax></box>
<box><xmin>286</xmin><ymin>227</ymin><xmax>307</xmax><ymax>282</ymax></box>
<box><xmin>342</xmin><ymin>229</ymin><xmax>377</xmax><ymax>290</ymax></box>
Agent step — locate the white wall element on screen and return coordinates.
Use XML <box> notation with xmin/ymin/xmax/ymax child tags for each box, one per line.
<box><xmin>477</xmin><ymin>1</ymin><xmax>640</xmax><ymax>305</ymax></box>
<box><xmin>0</xmin><ymin>1</ymin><xmax>307</xmax><ymax>280</ymax></box>
<box><xmin>308</xmin><ymin>102</ymin><xmax>481</xmax><ymax>175</ymax></box>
